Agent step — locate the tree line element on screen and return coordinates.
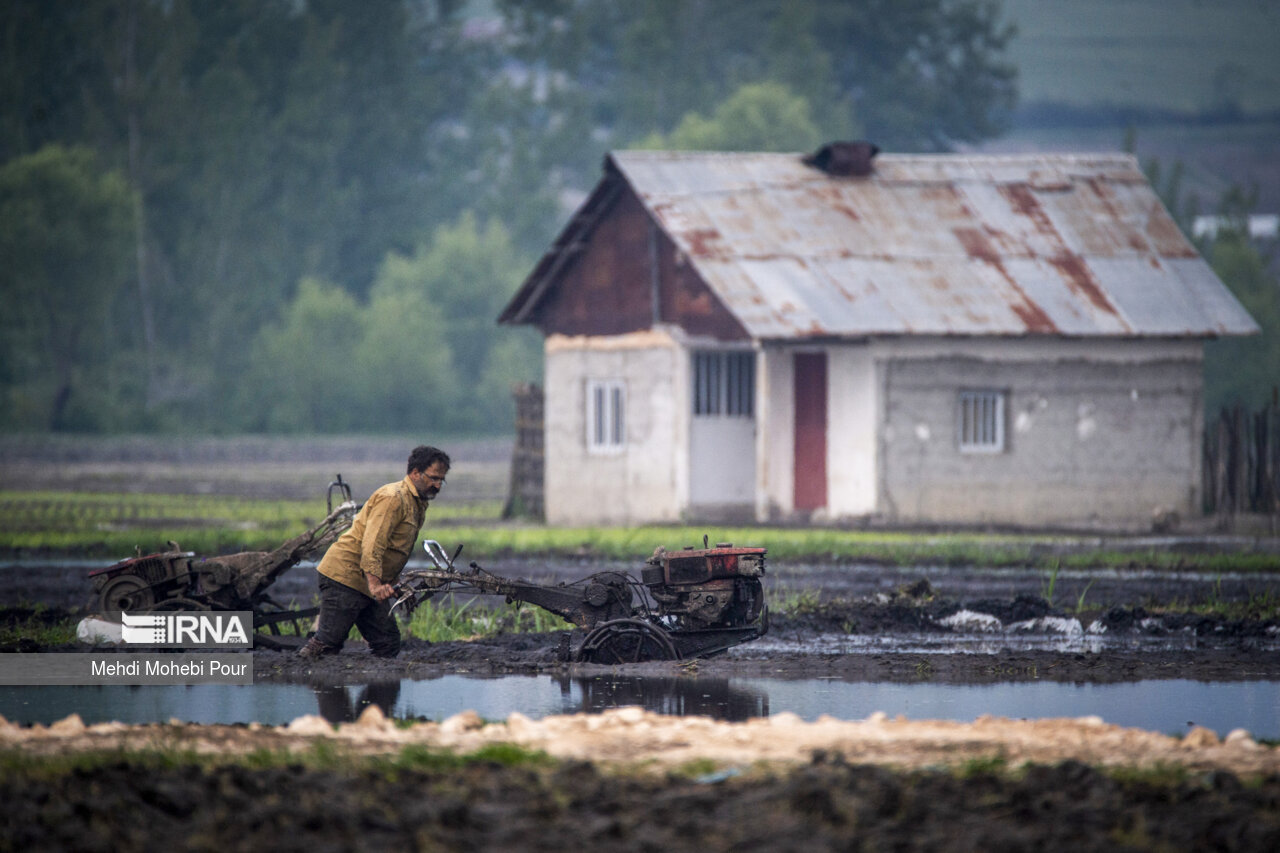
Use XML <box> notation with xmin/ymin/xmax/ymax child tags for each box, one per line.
<box><xmin>1</xmin><ymin>0</ymin><xmax>1272</xmax><ymax>435</ymax></box>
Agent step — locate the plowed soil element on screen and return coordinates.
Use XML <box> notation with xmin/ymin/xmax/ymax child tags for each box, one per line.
<box><xmin>4</xmin><ymin>436</ymin><xmax>1280</xmax><ymax>849</ymax></box>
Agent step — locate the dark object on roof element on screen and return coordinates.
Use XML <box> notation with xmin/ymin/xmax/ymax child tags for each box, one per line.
<box><xmin>803</xmin><ymin>140</ymin><xmax>880</xmax><ymax>176</ymax></box>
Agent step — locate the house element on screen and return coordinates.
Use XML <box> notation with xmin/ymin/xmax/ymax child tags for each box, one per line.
<box><xmin>498</xmin><ymin>143</ymin><xmax>1259</xmax><ymax>528</ymax></box>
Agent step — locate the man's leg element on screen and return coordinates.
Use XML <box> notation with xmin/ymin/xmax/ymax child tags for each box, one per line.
<box><xmin>355</xmin><ymin>596</ymin><xmax>402</xmax><ymax>658</ymax></box>
<box><xmin>299</xmin><ymin>577</ymin><xmax>365</xmax><ymax>657</ymax></box>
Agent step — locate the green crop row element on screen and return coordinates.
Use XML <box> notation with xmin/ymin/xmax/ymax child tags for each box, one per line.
<box><xmin>2</xmin><ymin>490</ymin><xmax>1277</xmax><ymax>573</ymax></box>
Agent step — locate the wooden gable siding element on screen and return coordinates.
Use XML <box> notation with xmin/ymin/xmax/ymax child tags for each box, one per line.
<box><xmin>528</xmin><ymin>183</ymin><xmax>748</xmax><ymax>341</ymax></box>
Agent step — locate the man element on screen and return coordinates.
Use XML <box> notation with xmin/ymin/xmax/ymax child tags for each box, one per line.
<box><xmin>298</xmin><ymin>445</ymin><xmax>450</xmax><ymax>658</ymax></box>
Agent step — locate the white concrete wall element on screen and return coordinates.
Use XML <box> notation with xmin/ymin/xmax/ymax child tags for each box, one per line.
<box><xmin>547</xmin><ymin>331</ymin><xmax>1205</xmax><ymax>528</ymax></box>
<box><xmin>543</xmin><ymin>330</ymin><xmax>686</xmax><ymax>525</ymax></box>
<box><xmin>873</xmin><ymin>337</ymin><xmax>1204</xmax><ymax>526</ymax></box>
<box><xmin>756</xmin><ymin>343</ymin><xmax>878</xmax><ymax>521</ymax></box>
<box><xmin>827</xmin><ymin>344</ymin><xmax>879</xmax><ymax>517</ymax></box>
<box><xmin>757</xmin><ymin>345</ymin><xmax>795</xmax><ymax>520</ymax></box>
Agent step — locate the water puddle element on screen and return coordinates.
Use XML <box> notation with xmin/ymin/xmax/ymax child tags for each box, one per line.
<box><xmin>747</xmin><ymin>629</ymin><xmax>1280</xmax><ymax>656</ymax></box>
<box><xmin>1</xmin><ymin>674</ymin><xmax>1276</xmax><ymax>739</ymax></box>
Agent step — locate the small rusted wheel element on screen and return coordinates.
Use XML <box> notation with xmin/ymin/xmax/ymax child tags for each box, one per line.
<box><xmin>575</xmin><ymin>618</ymin><xmax>679</xmax><ymax>664</ymax></box>
<box><xmin>96</xmin><ymin>575</ymin><xmax>155</xmax><ymax>613</ymax></box>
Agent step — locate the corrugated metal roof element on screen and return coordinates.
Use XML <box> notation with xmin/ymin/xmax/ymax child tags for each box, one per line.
<box><xmin>608</xmin><ymin>150</ymin><xmax>1259</xmax><ymax>339</ymax></box>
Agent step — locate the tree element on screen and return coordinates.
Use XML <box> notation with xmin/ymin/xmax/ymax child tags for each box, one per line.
<box><xmin>0</xmin><ymin>145</ymin><xmax>136</xmax><ymax>430</ymax></box>
<box><xmin>1127</xmin><ymin>137</ymin><xmax>1276</xmax><ymax>417</ymax></box>
<box><xmin>1202</xmin><ymin>232</ymin><xmax>1280</xmax><ymax>414</ymax></box>
<box><xmin>367</xmin><ymin>213</ymin><xmax>540</xmax><ymax>432</ymax></box>
<box><xmin>352</xmin><ymin>255</ymin><xmax>458</xmax><ymax>434</ymax></box>
<box><xmin>242</xmin><ymin>278</ymin><xmax>364</xmax><ymax>433</ymax></box>
<box><xmin>1</xmin><ymin>0</ymin><xmax>495</xmax><ymax>429</ymax></box>
<box><xmin>498</xmin><ymin>0</ymin><xmax>1016</xmax><ymax>160</ymax></box>
<box><xmin>634</xmin><ymin>82</ymin><xmax>828</xmax><ymax>152</ymax></box>
<box><xmin>810</xmin><ymin>0</ymin><xmax>1017</xmax><ymax>151</ymax></box>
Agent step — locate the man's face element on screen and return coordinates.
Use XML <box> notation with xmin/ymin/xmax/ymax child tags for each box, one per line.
<box><xmin>410</xmin><ymin>460</ymin><xmax>448</xmax><ymax>499</ymax></box>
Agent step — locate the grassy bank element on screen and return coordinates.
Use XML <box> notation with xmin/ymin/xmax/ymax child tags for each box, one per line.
<box><xmin>2</xmin><ymin>489</ymin><xmax>1277</xmax><ymax>572</ymax></box>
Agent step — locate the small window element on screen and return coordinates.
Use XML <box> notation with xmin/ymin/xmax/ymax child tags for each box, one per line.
<box><xmin>958</xmin><ymin>390</ymin><xmax>1006</xmax><ymax>453</ymax></box>
<box><xmin>587</xmin><ymin>380</ymin><xmax>625</xmax><ymax>452</ymax></box>
<box><xmin>693</xmin><ymin>350</ymin><xmax>754</xmax><ymax>417</ymax></box>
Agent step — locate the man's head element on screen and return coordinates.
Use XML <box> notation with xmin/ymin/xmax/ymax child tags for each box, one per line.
<box><xmin>407</xmin><ymin>445</ymin><xmax>451</xmax><ymax>500</ymax></box>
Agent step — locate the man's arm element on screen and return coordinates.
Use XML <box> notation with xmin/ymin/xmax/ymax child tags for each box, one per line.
<box><xmin>359</xmin><ymin>492</ymin><xmax>400</xmax><ymax>598</ymax></box>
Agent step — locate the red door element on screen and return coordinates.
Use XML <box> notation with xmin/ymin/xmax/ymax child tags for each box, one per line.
<box><xmin>793</xmin><ymin>352</ymin><xmax>827</xmax><ymax>511</ymax></box>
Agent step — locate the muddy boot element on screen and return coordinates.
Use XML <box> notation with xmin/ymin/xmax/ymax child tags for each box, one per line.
<box><xmin>297</xmin><ymin>637</ymin><xmax>337</xmax><ymax>659</ymax></box>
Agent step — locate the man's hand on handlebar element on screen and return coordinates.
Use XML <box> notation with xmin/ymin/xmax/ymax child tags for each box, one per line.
<box><xmin>366</xmin><ymin>572</ymin><xmax>396</xmax><ymax>602</ymax></box>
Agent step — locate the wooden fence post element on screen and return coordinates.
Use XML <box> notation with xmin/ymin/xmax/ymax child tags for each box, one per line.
<box><xmin>502</xmin><ymin>383</ymin><xmax>544</xmax><ymax>520</ymax></box>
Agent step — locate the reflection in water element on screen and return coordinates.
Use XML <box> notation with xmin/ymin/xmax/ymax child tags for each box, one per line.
<box><xmin>312</xmin><ymin>681</ymin><xmax>401</xmax><ymax>724</ymax></box>
<box><xmin>554</xmin><ymin>674</ymin><xmax>768</xmax><ymax>722</ymax></box>
<box><xmin>2</xmin><ymin>676</ymin><xmax>1277</xmax><ymax>739</ymax></box>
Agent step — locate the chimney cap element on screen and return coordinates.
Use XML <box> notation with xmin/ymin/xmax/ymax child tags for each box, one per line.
<box><xmin>803</xmin><ymin>141</ymin><xmax>880</xmax><ymax>177</ymax></box>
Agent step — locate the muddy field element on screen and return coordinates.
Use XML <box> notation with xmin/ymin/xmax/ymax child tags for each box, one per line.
<box><xmin>6</xmin><ymin>567</ymin><xmax>1280</xmax><ymax>850</ymax></box>
<box><xmin>4</xmin><ymin>436</ymin><xmax>1280</xmax><ymax>849</ymax></box>
<box><xmin>8</xmin><ymin>555</ymin><xmax>1279</xmax><ymax>684</ymax></box>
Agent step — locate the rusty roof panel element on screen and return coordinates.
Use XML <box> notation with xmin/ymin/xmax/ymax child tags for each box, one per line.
<box><xmin>609</xmin><ymin>150</ymin><xmax>1259</xmax><ymax>340</ymax></box>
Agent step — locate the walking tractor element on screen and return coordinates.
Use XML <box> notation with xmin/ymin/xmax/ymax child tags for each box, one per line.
<box><xmin>86</xmin><ymin>477</ymin><xmax>769</xmax><ymax>661</ymax></box>
<box><xmin>87</xmin><ymin>477</ymin><xmax>358</xmax><ymax>649</ymax></box>
<box><xmin>392</xmin><ymin>537</ymin><xmax>769</xmax><ymax>663</ymax></box>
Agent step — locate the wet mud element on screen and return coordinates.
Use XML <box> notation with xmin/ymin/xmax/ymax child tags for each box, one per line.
<box><xmin>6</xmin><ymin>438</ymin><xmax>1280</xmax><ymax>847</ymax></box>
<box><xmin>3</xmin><ymin>751</ymin><xmax>1278</xmax><ymax>852</ymax></box>
<box><xmin>6</xmin><ymin>571</ymin><xmax>1279</xmax><ymax>684</ymax></box>
<box><xmin>243</xmin><ymin>576</ymin><xmax>1280</xmax><ymax>685</ymax></box>
<box><xmin>5</xmin><ymin>567</ymin><xmax>1280</xmax><ymax>850</ymax></box>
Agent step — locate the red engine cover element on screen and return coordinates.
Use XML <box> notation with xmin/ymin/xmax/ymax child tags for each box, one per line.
<box><xmin>657</xmin><ymin>545</ymin><xmax>766</xmax><ymax>585</ymax></box>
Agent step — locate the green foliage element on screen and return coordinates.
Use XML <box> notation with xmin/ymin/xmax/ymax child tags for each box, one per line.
<box><xmin>1132</xmin><ymin>139</ymin><xmax>1279</xmax><ymax>416</ymax></box>
<box><xmin>1040</xmin><ymin>563</ymin><xmax>1061</xmax><ymax>607</ymax></box>
<box><xmin>240</xmin><ymin>213</ymin><xmax>539</xmax><ymax>434</ymax></box>
<box><xmin>634</xmin><ymin>82</ymin><xmax>827</xmax><ymax>152</ymax></box>
<box><xmin>1202</xmin><ymin>231</ymin><xmax>1280</xmax><ymax>413</ymax></box>
<box><xmin>0</xmin><ymin>145</ymin><xmax>136</xmax><ymax>431</ymax></box>
<box><xmin>8</xmin><ymin>490</ymin><xmax>1280</xmax><ymax>574</ymax></box>
<box><xmin>354</xmin><ymin>266</ymin><xmax>457</xmax><ymax>432</ymax></box>
<box><xmin>404</xmin><ymin>595</ymin><xmax>571</xmax><ymax>643</ymax></box>
<box><xmin>505</xmin><ymin>0</ymin><xmax>1014</xmax><ymax>155</ymax></box>
<box><xmin>366</xmin><ymin>214</ymin><xmax>541</xmax><ymax>432</ymax></box>
<box><xmin>771</xmin><ymin>586</ymin><xmax>822</xmax><ymax>616</ymax></box>
<box><xmin>0</xmin><ymin>0</ymin><xmax>1019</xmax><ymax>436</ymax></box>
<box><xmin>0</xmin><ymin>603</ymin><xmax>77</xmax><ymax>647</ymax></box>
<box><xmin>244</xmin><ymin>278</ymin><xmax>364</xmax><ymax>432</ymax></box>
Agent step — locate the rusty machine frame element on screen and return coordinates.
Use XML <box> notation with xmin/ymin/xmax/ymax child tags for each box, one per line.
<box><xmin>87</xmin><ymin>477</ymin><xmax>358</xmax><ymax>649</ymax></box>
<box><xmin>87</xmin><ymin>476</ymin><xmax>769</xmax><ymax>661</ymax></box>
<box><xmin>392</xmin><ymin>537</ymin><xmax>769</xmax><ymax>663</ymax></box>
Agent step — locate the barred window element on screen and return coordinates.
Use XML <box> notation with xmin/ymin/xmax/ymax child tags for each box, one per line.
<box><xmin>693</xmin><ymin>351</ymin><xmax>754</xmax><ymax>417</ymax></box>
<box><xmin>958</xmin><ymin>390</ymin><xmax>1006</xmax><ymax>453</ymax></box>
<box><xmin>587</xmin><ymin>380</ymin><xmax>625</xmax><ymax>452</ymax></box>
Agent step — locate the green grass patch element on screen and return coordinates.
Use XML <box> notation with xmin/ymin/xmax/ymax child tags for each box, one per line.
<box><xmin>2</xmin><ymin>489</ymin><xmax>1277</xmax><ymax>574</ymax></box>
<box><xmin>0</xmin><ymin>740</ymin><xmax>555</xmax><ymax>779</ymax></box>
<box><xmin>0</xmin><ymin>603</ymin><xmax>78</xmax><ymax>647</ymax></box>
<box><xmin>1144</xmin><ymin>587</ymin><xmax>1280</xmax><ymax>623</ymax></box>
<box><xmin>402</xmin><ymin>595</ymin><xmax>571</xmax><ymax>643</ymax></box>
<box><xmin>770</xmin><ymin>585</ymin><xmax>822</xmax><ymax>617</ymax></box>
<box><xmin>954</xmin><ymin>754</ymin><xmax>1010</xmax><ymax>779</ymax></box>
<box><xmin>1103</xmin><ymin>762</ymin><xmax>1194</xmax><ymax>788</ymax></box>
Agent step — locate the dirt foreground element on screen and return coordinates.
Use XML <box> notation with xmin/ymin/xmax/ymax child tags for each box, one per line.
<box><xmin>4</xmin><ymin>707</ymin><xmax>1280</xmax><ymax>851</ymax></box>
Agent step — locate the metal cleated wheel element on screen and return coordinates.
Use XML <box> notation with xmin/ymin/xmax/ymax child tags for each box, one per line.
<box><xmin>95</xmin><ymin>575</ymin><xmax>155</xmax><ymax>613</ymax></box>
<box><xmin>575</xmin><ymin>618</ymin><xmax>679</xmax><ymax>664</ymax></box>
<box><xmin>251</xmin><ymin>600</ymin><xmax>318</xmax><ymax>651</ymax></box>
